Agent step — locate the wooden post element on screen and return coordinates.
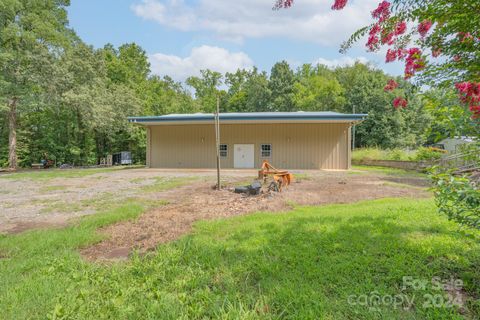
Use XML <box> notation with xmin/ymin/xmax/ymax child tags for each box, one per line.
<box><xmin>215</xmin><ymin>96</ymin><xmax>221</xmax><ymax>190</ymax></box>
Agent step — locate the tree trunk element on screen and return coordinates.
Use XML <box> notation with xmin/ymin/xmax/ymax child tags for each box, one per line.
<box><xmin>8</xmin><ymin>98</ymin><xmax>18</xmax><ymax>170</ymax></box>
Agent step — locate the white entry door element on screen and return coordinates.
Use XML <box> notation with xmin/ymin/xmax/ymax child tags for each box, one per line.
<box><xmin>234</xmin><ymin>144</ymin><xmax>255</xmax><ymax>169</ymax></box>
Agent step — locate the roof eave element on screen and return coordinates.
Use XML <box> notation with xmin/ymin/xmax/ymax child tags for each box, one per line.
<box><xmin>128</xmin><ymin>114</ymin><xmax>368</xmax><ymax>126</ymax></box>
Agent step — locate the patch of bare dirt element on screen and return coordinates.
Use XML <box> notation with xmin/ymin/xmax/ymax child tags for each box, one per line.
<box><xmin>0</xmin><ymin>168</ymin><xmax>224</xmax><ymax>235</ymax></box>
<box><xmin>1</xmin><ymin>216</ymin><xmax>70</xmax><ymax>235</ymax></box>
<box><xmin>81</xmin><ymin>173</ymin><xmax>430</xmax><ymax>261</ymax></box>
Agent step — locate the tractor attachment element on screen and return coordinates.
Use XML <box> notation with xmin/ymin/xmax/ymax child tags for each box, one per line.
<box><xmin>258</xmin><ymin>160</ymin><xmax>294</xmax><ymax>192</ymax></box>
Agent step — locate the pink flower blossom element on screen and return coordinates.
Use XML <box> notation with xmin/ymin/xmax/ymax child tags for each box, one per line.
<box><xmin>458</xmin><ymin>32</ymin><xmax>474</xmax><ymax>43</ymax></box>
<box><xmin>470</xmin><ymin>105</ymin><xmax>480</xmax><ymax>118</ymax></box>
<box><xmin>456</xmin><ymin>82</ymin><xmax>480</xmax><ymax>118</ymax></box>
<box><xmin>456</xmin><ymin>82</ymin><xmax>480</xmax><ymax>103</ymax></box>
<box><xmin>381</xmin><ymin>31</ymin><xmax>395</xmax><ymax>45</ymax></box>
<box><xmin>273</xmin><ymin>0</ymin><xmax>294</xmax><ymax>9</ymax></box>
<box><xmin>384</xmin><ymin>79</ymin><xmax>399</xmax><ymax>91</ymax></box>
<box><xmin>418</xmin><ymin>20</ymin><xmax>432</xmax><ymax>37</ymax></box>
<box><xmin>393</xmin><ymin>97</ymin><xmax>408</xmax><ymax>109</ymax></box>
<box><xmin>369</xmin><ymin>24</ymin><xmax>381</xmax><ymax>36</ymax></box>
<box><xmin>331</xmin><ymin>0</ymin><xmax>348</xmax><ymax>10</ymax></box>
<box><xmin>394</xmin><ymin>21</ymin><xmax>407</xmax><ymax>36</ymax></box>
<box><xmin>397</xmin><ymin>49</ymin><xmax>407</xmax><ymax>60</ymax></box>
<box><xmin>404</xmin><ymin>48</ymin><xmax>425</xmax><ymax>79</ymax></box>
<box><xmin>366</xmin><ymin>24</ymin><xmax>383</xmax><ymax>51</ymax></box>
<box><xmin>385</xmin><ymin>49</ymin><xmax>398</xmax><ymax>62</ymax></box>
<box><xmin>366</xmin><ymin>34</ymin><xmax>379</xmax><ymax>51</ymax></box>
<box><xmin>372</xmin><ymin>1</ymin><xmax>391</xmax><ymax>22</ymax></box>
<box><xmin>456</xmin><ymin>82</ymin><xmax>474</xmax><ymax>96</ymax></box>
<box><xmin>432</xmin><ymin>48</ymin><xmax>442</xmax><ymax>57</ymax></box>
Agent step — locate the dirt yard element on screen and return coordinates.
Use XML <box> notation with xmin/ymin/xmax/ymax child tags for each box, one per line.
<box><xmin>0</xmin><ymin>167</ymin><xmax>430</xmax><ymax>260</ymax></box>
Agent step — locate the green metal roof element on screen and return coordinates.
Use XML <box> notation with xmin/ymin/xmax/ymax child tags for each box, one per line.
<box><xmin>128</xmin><ymin>112</ymin><xmax>367</xmax><ymax>124</ymax></box>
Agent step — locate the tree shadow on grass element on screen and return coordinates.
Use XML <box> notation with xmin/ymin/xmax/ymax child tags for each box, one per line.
<box><xmin>162</xmin><ymin>206</ymin><xmax>480</xmax><ymax>319</ymax></box>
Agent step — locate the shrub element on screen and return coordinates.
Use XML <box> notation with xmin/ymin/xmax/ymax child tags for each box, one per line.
<box><xmin>415</xmin><ymin>147</ymin><xmax>446</xmax><ymax>162</ymax></box>
<box><xmin>430</xmin><ymin>168</ymin><xmax>480</xmax><ymax>230</ymax></box>
<box><xmin>386</xmin><ymin>149</ymin><xmax>406</xmax><ymax>161</ymax></box>
<box><xmin>352</xmin><ymin>147</ymin><xmax>415</xmax><ymax>162</ymax></box>
<box><xmin>352</xmin><ymin>148</ymin><xmax>384</xmax><ymax>161</ymax></box>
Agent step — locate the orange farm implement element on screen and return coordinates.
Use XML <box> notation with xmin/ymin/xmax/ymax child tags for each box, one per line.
<box><xmin>258</xmin><ymin>160</ymin><xmax>294</xmax><ymax>192</ymax></box>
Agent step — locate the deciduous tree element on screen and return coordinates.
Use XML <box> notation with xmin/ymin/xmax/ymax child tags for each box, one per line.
<box><xmin>187</xmin><ymin>70</ymin><xmax>224</xmax><ymax>112</ymax></box>
<box><xmin>0</xmin><ymin>0</ymin><xmax>72</xmax><ymax>169</ymax></box>
<box><xmin>269</xmin><ymin>61</ymin><xmax>296</xmax><ymax>111</ymax></box>
<box><xmin>293</xmin><ymin>64</ymin><xmax>346</xmax><ymax>112</ymax></box>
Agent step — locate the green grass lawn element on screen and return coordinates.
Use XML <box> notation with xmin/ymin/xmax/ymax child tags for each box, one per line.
<box><xmin>1</xmin><ymin>198</ymin><xmax>479</xmax><ymax>319</ymax></box>
<box><xmin>352</xmin><ymin>165</ymin><xmax>427</xmax><ymax>177</ymax></box>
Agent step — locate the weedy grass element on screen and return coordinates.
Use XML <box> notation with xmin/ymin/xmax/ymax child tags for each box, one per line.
<box><xmin>39</xmin><ymin>185</ymin><xmax>66</xmax><ymax>193</ymax></box>
<box><xmin>40</xmin><ymin>176</ymin><xmax>189</xmax><ymax>214</ymax></box>
<box><xmin>1</xmin><ymin>198</ymin><xmax>479</xmax><ymax>319</ymax></box>
<box><xmin>352</xmin><ymin>148</ymin><xmax>417</xmax><ymax>162</ymax></box>
<box><xmin>141</xmin><ymin>176</ymin><xmax>199</xmax><ymax>193</ymax></box>
<box><xmin>0</xmin><ymin>166</ymin><xmax>136</xmax><ymax>181</ymax></box>
<box><xmin>41</xmin><ymin>193</ymin><xmax>120</xmax><ymax>214</ymax></box>
<box><xmin>41</xmin><ymin>201</ymin><xmax>84</xmax><ymax>214</ymax></box>
<box><xmin>130</xmin><ymin>177</ymin><xmax>148</xmax><ymax>184</ymax></box>
<box><xmin>382</xmin><ymin>181</ymin><xmax>428</xmax><ymax>190</ymax></box>
<box><xmin>352</xmin><ymin>165</ymin><xmax>427</xmax><ymax>177</ymax></box>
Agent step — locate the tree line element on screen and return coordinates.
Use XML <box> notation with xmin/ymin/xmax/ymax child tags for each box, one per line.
<box><xmin>1</xmin><ymin>0</ymin><xmax>475</xmax><ymax>168</ymax></box>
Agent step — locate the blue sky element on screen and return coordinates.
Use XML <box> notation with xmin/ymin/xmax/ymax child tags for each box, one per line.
<box><xmin>68</xmin><ymin>0</ymin><xmax>402</xmax><ymax>82</ymax></box>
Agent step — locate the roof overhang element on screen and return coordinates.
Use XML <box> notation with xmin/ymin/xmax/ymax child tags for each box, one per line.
<box><xmin>128</xmin><ymin>112</ymin><xmax>368</xmax><ymax>126</ymax></box>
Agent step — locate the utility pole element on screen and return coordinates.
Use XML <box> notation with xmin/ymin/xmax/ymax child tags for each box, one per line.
<box><xmin>215</xmin><ymin>95</ymin><xmax>221</xmax><ymax>190</ymax></box>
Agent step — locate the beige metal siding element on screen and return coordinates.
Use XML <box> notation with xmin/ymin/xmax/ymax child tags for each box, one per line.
<box><xmin>149</xmin><ymin>123</ymin><xmax>351</xmax><ymax>169</ymax></box>
<box><xmin>146</xmin><ymin>127</ymin><xmax>152</xmax><ymax>168</ymax></box>
<box><xmin>347</xmin><ymin>126</ymin><xmax>352</xmax><ymax>170</ymax></box>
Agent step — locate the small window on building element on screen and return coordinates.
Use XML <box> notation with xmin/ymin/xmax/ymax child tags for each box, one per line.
<box><xmin>219</xmin><ymin>144</ymin><xmax>228</xmax><ymax>158</ymax></box>
<box><xmin>261</xmin><ymin>144</ymin><xmax>272</xmax><ymax>158</ymax></box>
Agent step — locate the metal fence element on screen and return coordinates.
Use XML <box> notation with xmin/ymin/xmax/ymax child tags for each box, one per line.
<box><xmin>437</xmin><ymin>149</ymin><xmax>480</xmax><ymax>173</ymax></box>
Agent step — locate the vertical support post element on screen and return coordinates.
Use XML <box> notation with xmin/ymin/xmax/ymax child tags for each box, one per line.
<box><xmin>146</xmin><ymin>126</ymin><xmax>152</xmax><ymax>168</ymax></box>
<box><xmin>215</xmin><ymin>96</ymin><xmax>221</xmax><ymax>190</ymax></box>
<box><xmin>352</xmin><ymin>105</ymin><xmax>356</xmax><ymax>151</ymax></box>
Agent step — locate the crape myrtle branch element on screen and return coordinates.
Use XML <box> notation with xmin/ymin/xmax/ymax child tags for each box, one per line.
<box><xmin>273</xmin><ymin>0</ymin><xmax>480</xmax><ymax>117</ymax></box>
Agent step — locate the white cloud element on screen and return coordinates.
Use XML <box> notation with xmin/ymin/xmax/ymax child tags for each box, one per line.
<box><xmin>132</xmin><ymin>0</ymin><xmax>379</xmax><ymax>45</ymax></box>
<box><xmin>314</xmin><ymin>56</ymin><xmax>369</xmax><ymax>68</ymax></box>
<box><xmin>131</xmin><ymin>0</ymin><xmax>196</xmax><ymax>31</ymax></box>
<box><xmin>149</xmin><ymin>45</ymin><xmax>254</xmax><ymax>81</ymax></box>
